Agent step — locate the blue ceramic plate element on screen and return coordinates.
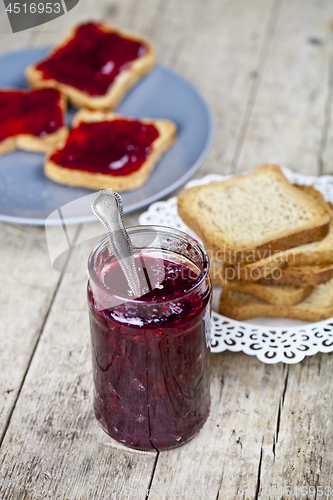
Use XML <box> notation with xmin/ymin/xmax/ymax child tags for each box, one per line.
<box><xmin>0</xmin><ymin>47</ymin><xmax>213</xmax><ymax>225</ymax></box>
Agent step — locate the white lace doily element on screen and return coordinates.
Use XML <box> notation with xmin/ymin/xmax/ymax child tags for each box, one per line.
<box><xmin>138</xmin><ymin>168</ymin><xmax>333</xmax><ymax>364</ymax></box>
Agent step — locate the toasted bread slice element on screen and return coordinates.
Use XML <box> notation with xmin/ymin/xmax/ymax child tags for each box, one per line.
<box><xmin>219</xmin><ymin>278</ymin><xmax>333</xmax><ymax>322</ymax></box>
<box><xmin>258</xmin><ymin>264</ymin><xmax>333</xmax><ymax>286</ymax></box>
<box><xmin>224</xmin><ymin>281</ymin><xmax>313</xmax><ymax>306</ymax></box>
<box><xmin>237</xmin><ymin>185</ymin><xmax>333</xmax><ymax>276</ymax></box>
<box><xmin>44</xmin><ymin>109</ymin><xmax>177</xmax><ymax>192</ymax></box>
<box><xmin>26</xmin><ymin>22</ymin><xmax>156</xmax><ymax>110</ymax></box>
<box><xmin>0</xmin><ymin>88</ymin><xmax>67</xmax><ymax>156</ymax></box>
<box><xmin>209</xmin><ymin>185</ymin><xmax>333</xmax><ymax>280</ymax></box>
<box><xmin>294</xmin><ymin>184</ymin><xmax>333</xmax><ymax>210</ymax></box>
<box><xmin>178</xmin><ymin>165</ymin><xmax>330</xmax><ymax>264</ymax></box>
<box><xmin>209</xmin><ymin>258</ymin><xmax>286</xmax><ymax>283</ymax></box>
<box><xmin>211</xmin><ymin>261</ymin><xmax>333</xmax><ymax>286</ymax></box>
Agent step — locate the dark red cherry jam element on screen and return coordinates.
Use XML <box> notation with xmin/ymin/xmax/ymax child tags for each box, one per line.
<box><xmin>0</xmin><ymin>88</ymin><xmax>64</xmax><ymax>142</ymax></box>
<box><xmin>50</xmin><ymin>119</ymin><xmax>159</xmax><ymax>176</ymax></box>
<box><xmin>36</xmin><ymin>23</ymin><xmax>148</xmax><ymax>96</ymax></box>
<box><xmin>88</xmin><ymin>250</ymin><xmax>211</xmax><ymax>450</ymax></box>
<box><xmin>102</xmin><ymin>254</ymin><xmax>201</xmax><ymax>302</ymax></box>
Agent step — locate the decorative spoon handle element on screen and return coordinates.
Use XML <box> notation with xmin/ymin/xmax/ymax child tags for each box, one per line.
<box><xmin>91</xmin><ymin>190</ymin><xmax>141</xmax><ymax>297</ymax></box>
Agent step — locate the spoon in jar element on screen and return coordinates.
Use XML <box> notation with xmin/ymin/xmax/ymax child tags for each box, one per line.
<box><xmin>91</xmin><ymin>190</ymin><xmax>141</xmax><ymax>297</ymax></box>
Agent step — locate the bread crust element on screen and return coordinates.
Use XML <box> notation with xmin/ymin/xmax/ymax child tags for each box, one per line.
<box><xmin>177</xmin><ymin>164</ymin><xmax>331</xmax><ymax>263</ymax></box>
<box><xmin>209</xmin><ymin>259</ymin><xmax>287</xmax><ymax>284</ymax></box>
<box><xmin>224</xmin><ymin>185</ymin><xmax>333</xmax><ymax>274</ymax></box>
<box><xmin>258</xmin><ymin>264</ymin><xmax>333</xmax><ymax>287</ymax></box>
<box><xmin>219</xmin><ymin>283</ymin><xmax>333</xmax><ymax>322</ymax></box>
<box><xmin>216</xmin><ymin>261</ymin><xmax>287</xmax><ymax>283</ymax></box>
<box><xmin>26</xmin><ymin>22</ymin><xmax>156</xmax><ymax>110</ymax></box>
<box><xmin>211</xmin><ymin>260</ymin><xmax>333</xmax><ymax>286</ymax></box>
<box><xmin>0</xmin><ymin>91</ymin><xmax>67</xmax><ymax>156</ymax></box>
<box><xmin>44</xmin><ymin>109</ymin><xmax>177</xmax><ymax>191</ymax></box>
<box><xmin>224</xmin><ymin>280</ymin><xmax>313</xmax><ymax>306</ymax></box>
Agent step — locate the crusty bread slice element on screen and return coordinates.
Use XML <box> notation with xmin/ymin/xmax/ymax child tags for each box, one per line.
<box><xmin>26</xmin><ymin>22</ymin><xmax>156</xmax><ymax>110</ymax></box>
<box><xmin>258</xmin><ymin>264</ymin><xmax>333</xmax><ymax>286</ymax></box>
<box><xmin>209</xmin><ymin>259</ymin><xmax>286</xmax><ymax>284</ymax></box>
<box><xmin>225</xmin><ymin>280</ymin><xmax>313</xmax><ymax>306</ymax></box>
<box><xmin>177</xmin><ymin>164</ymin><xmax>330</xmax><ymax>264</ymax></box>
<box><xmin>236</xmin><ymin>230</ymin><xmax>333</xmax><ymax>278</ymax></box>
<box><xmin>209</xmin><ymin>185</ymin><xmax>333</xmax><ymax>281</ymax></box>
<box><xmin>44</xmin><ymin>109</ymin><xmax>177</xmax><ymax>192</ymax></box>
<box><xmin>295</xmin><ymin>184</ymin><xmax>333</xmax><ymax>211</ymax></box>
<box><xmin>219</xmin><ymin>278</ymin><xmax>333</xmax><ymax>322</ymax></box>
<box><xmin>236</xmin><ymin>185</ymin><xmax>333</xmax><ymax>276</ymax></box>
<box><xmin>0</xmin><ymin>88</ymin><xmax>67</xmax><ymax>156</ymax></box>
<box><xmin>211</xmin><ymin>261</ymin><xmax>333</xmax><ymax>286</ymax></box>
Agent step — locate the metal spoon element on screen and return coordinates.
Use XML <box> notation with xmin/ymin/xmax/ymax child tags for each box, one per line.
<box><xmin>91</xmin><ymin>190</ymin><xmax>141</xmax><ymax>297</ymax></box>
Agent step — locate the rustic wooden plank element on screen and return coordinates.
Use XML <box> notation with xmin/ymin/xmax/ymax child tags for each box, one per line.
<box><xmin>322</xmin><ymin>44</ymin><xmax>333</xmax><ymax>175</ymax></box>
<box><xmin>236</xmin><ymin>0</ymin><xmax>333</xmax><ymax>176</ymax></box>
<box><xmin>0</xmin><ymin>222</ymin><xmax>157</xmax><ymax>500</ymax></box>
<box><xmin>146</xmin><ymin>353</ymin><xmax>286</xmax><ymax>499</ymax></box>
<box><xmin>170</xmin><ymin>0</ymin><xmax>279</xmax><ymax>178</ymax></box>
<box><xmin>0</xmin><ymin>28</ymin><xmax>36</xmax><ymax>55</ymax></box>
<box><xmin>0</xmin><ymin>0</ymin><xmax>87</xmax><ymax>443</ymax></box>
<box><xmin>0</xmin><ymin>223</ymin><xmax>79</xmax><ymax>440</ymax></box>
<box><xmin>0</xmin><ymin>0</ymin><xmax>80</xmax><ymax>444</ymax></box>
<box><xmin>258</xmin><ymin>353</ymin><xmax>333</xmax><ymax>498</ymax></box>
<box><xmin>230</xmin><ymin>0</ymin><xmax>333</xmax><ymax>496</ymax></box>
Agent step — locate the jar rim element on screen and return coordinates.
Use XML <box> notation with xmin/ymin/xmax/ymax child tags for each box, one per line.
<box><xmin>87</xmin><ymin>225</ymin><xmax>210</xmax><ymax>305</ymax></box>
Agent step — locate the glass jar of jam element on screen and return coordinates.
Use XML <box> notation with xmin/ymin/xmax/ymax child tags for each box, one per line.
<box><xmin>87</xmin><ymin>226</ymin><xmax>211</xmax><ymax>451</ymax></box>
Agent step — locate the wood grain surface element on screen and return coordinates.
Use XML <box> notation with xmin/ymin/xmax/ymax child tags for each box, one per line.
<box><xmin>0</xmin><ymin>0</ymin><xmax>333</xmax><ymax>498</ymax></box>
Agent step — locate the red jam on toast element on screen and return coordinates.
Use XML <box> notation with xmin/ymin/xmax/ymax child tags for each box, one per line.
<box><xmin>50</xmin><ymin>119</ymin><xmax>159</xmax><ymax>176</ymax></box>
<box><xmin>0</xmin><ymin>88</ymin><xmax>64</xmax><ymax>142</ymax></box>
<box><xmin>35</xmin><ymin>23</ymin><xmax>148</xmax><ymax>96</ymax></box>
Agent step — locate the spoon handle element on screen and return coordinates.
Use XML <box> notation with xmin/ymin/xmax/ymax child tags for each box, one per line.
<box><xmin>91</xmin><ymin>190</ymin><xmax>141</xmax><ymax>297</ymax></box>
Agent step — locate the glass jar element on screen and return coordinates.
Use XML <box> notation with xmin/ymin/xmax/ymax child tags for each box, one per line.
<box><xmin>87</xmin><ymin>225</ymin><xmax>211</xmax><ymax>451</ymax></box>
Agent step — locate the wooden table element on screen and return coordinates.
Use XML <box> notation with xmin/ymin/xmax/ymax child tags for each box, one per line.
<box><xmin>1</xmin><ymin>0</ymin><xmax>333</xmax><ymax>498</ymax></box>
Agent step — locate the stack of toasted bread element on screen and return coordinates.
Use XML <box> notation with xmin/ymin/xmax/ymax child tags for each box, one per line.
<box><xmin>178</xmin><ymin>164</ymin><xmax>333</xmax><ymax>322</ymax></box>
